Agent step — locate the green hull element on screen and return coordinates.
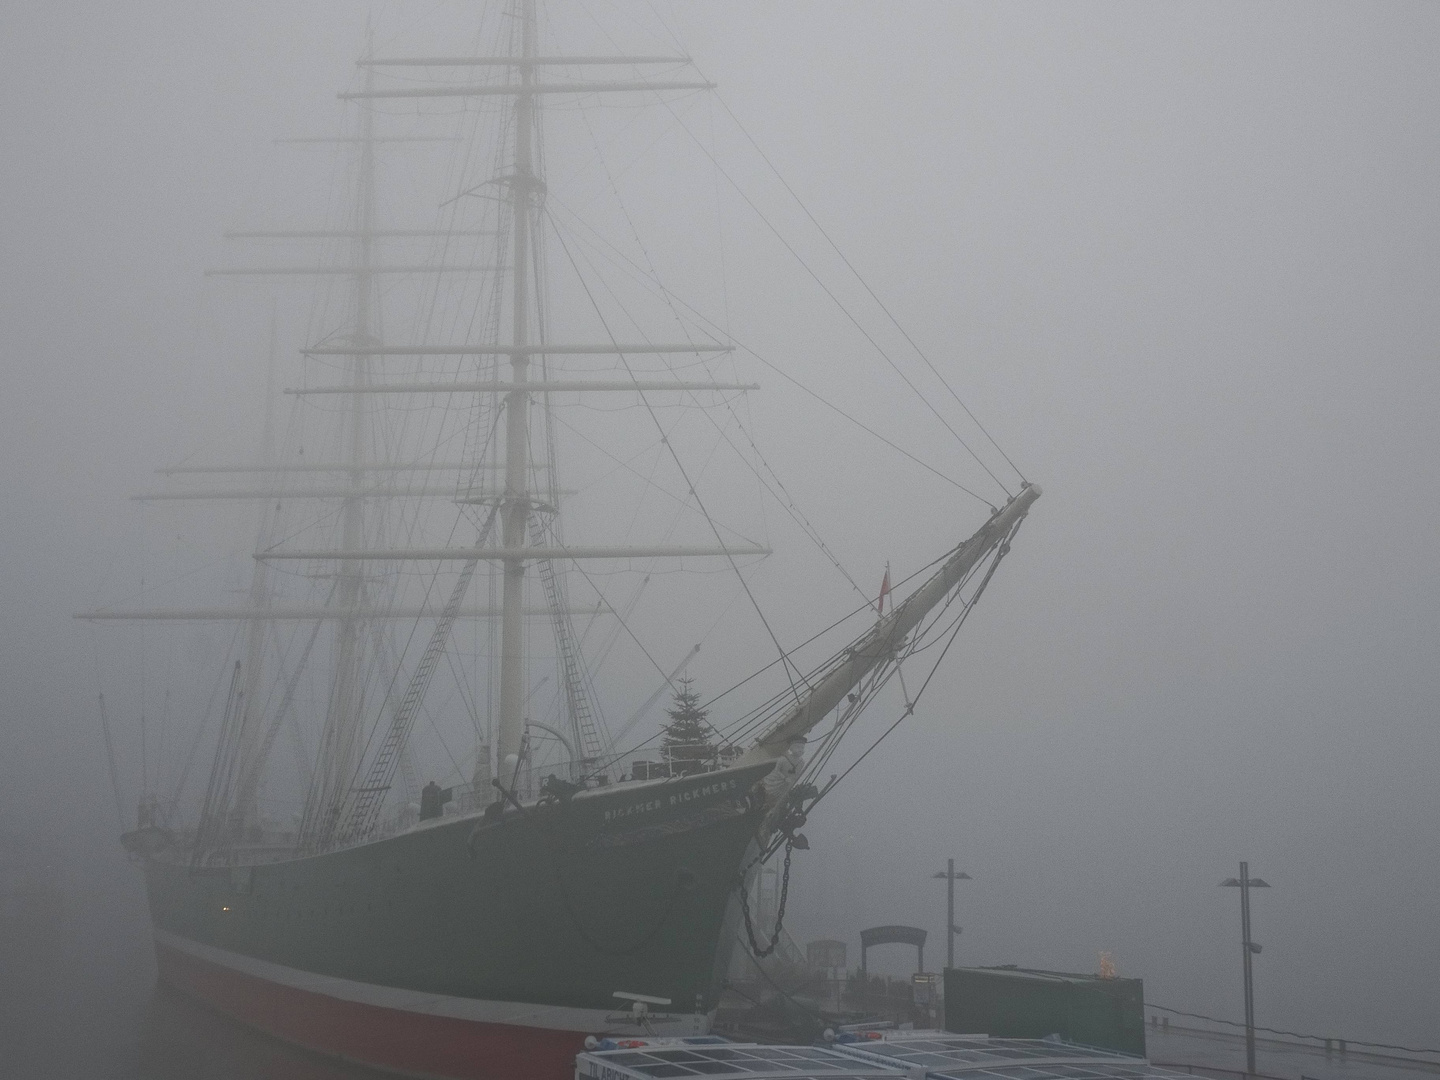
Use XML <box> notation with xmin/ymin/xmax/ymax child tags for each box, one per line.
<box><xmin>145</xmin><ymin>762</ymin><xmax>775</xmax><ymax>1016</ymax></box>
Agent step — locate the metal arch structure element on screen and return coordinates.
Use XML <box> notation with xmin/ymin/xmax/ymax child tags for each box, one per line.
<box><xmin>859</xmin><ymin>924</ymin><xmax>928</xmax><ymax>979</ymax></box>
<box><xmin>522</xmin><ymin>720</ymin><xmax>578</xmax><ymax>780</ymax></box>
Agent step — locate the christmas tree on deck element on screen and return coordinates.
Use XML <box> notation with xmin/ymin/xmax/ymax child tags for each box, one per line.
<box><xmin>662</xmin><ymin>676</ymin><xmax>718</xmax><ymax>777</ymax></box>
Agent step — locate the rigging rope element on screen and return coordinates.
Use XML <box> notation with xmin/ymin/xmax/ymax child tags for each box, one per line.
<box><xmin>802</xmin><ymin>519</ymin><xmax>1022</xmax><ymax>818</ymax></box>
<box><xmin>590</xmin><ymin>543</ymin><xmax>965</xmax><ymax>775</ymax></box>
<box><xmin>545</xmin><ymin>198</ymin><xmax>994</xmax><ymax>508</ymax></box>
<box><xmin>327</xmin><ymin>506</ymin><xmax>499</xmax><ymax>848</ymax></box>
<box><xmin>172</xmin><ymin>622</ymin><xmax>247</xmax><ymax>803</ymax></box>
<box><xmin>234</xmin><ymin>611</ymin><xmax>328</xmax><ymax>811</ymax></box>
<box><xmin>708</xmin><ymin>90</ymin><xmax>1026</xmax><ymax>487</ymax></box>
<box><xmin>614</xmin><ymin>2</ymin><xmax>1025</xmax><ymax>490</ymax></box>
<box><xmin>570</xmin><ymin>105</ymin><xmax>869</xmax><ymax>604</ymax></box>
<box><xmin>649</xmin><ymin>92</ymin><xmax>1013</xmax><ymax>500</ymax></box>
<box><xmin>546</xmin><ymin>212</ymin><xmax>811</xmax><ymax>708</ymax></box>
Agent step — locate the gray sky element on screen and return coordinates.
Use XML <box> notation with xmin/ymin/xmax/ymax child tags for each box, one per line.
<box><xmin>2</xmin><ymin>0</ymin><xmax>1438</xmax><ymax>1055</ymax></box>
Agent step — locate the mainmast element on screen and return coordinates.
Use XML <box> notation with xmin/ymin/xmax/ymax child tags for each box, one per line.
<box><xmin>498</xmin><ymin>0</ymin><xmax>538</xmax><ymax>773</ymax></box>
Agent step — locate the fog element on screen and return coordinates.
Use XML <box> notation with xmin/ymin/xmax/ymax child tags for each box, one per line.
<box><xmin>3</xmin><ymin>1</ymin><xmax>1438</xmax><ymax>1074</ymax></box>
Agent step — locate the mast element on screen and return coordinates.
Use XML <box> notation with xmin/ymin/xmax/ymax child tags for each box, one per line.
<box><xmin>89</xmin><ymin>14</ymin><xmax>742</xmax><ymax>850</ymax></box>
<box><xmin>335</xmin><ymin>50</ymin><xmax>377</xmax><ymax>806</ymax></box>
<box><xmin>498</xmin><ymin>0</ymin><xmax>538</xmax><ymax>772</ymax></box>
<box><xmin>304</xmin><ymin>55</ymin><xmax>378</xmax><ymax>841</ymax></box>
<box><xmin>305</xmin><ymin>37</ymin><xmax>711</xmax><ymax>802</ymax></box>
<box><xmin>200</xmin><ymin>22</ymin><xmax>721</xmax><ymax>839</ymax></box>
<box><xmin>231</xmin><ymin>312</ymin><xmax>281</xmax><ymax>831</ymax></box>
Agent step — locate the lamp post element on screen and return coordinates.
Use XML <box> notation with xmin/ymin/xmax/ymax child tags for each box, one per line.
<box><xmin>931</xmin><ymin>859</ymin><xmax>971</xmax><ymax>970</ymax></box>
<box><xmin>1220</xmin><ymin>862</ymin><xmax>1270</xmax><ymax>1076</ymax></box>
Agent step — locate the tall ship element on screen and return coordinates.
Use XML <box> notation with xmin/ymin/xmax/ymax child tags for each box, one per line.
<box><xmin>83</xmin><ymin>3</ymin><xmax>1039</xmax><ymax>1077</ymax></box>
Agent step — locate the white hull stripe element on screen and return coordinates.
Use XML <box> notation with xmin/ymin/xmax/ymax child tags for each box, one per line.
<box><xmin>153</xmin><ymin>929</ymin><xmax>709</xmax><ymax>1035</ymax></box>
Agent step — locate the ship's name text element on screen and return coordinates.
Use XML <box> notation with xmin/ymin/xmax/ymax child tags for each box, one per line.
<box><xmin>603</xmin><ymin>778</ymin><xmax>739</xmax><ymax>822</ymax></box>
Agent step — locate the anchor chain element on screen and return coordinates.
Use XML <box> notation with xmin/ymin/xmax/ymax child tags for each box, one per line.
<box><xmin>739</xmin><ymin>836</ymin><xmax>795</xmax><ymax>958</ymax></box>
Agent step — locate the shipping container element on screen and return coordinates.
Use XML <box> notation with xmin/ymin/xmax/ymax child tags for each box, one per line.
<box><xmin>944</xmin><ymin>967</ymin><xmax>1146</xmax><ymax>1056</ymax></box>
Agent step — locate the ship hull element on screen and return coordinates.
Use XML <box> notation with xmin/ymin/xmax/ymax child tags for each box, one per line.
<box><xmin>143</xmin><ymin>762</ymin><xmax>774</xmax><ymax>1079</ymax></box>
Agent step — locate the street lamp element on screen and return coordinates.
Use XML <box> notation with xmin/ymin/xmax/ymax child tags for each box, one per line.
<box><xmin>1220</xmin><ymin>862</ymin><xmax>1270</xmax><ymax>1076</ymax></box>
<box><xmin>931</xmin><ymin>859</ymin><xmax>971</xmax><ymax>970</ymax></box>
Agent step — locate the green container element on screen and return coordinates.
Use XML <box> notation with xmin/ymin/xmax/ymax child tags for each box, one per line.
<box><xmin>943</xmin><ymin>966</ymin><xmax>1146</xmax><ymax>1057</ymax></box>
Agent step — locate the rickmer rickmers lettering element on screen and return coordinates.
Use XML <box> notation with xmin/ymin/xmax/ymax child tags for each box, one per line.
<box><xmin>604</xmin><ymin>778</ymin><xmax>741</xmax><ymax>822</ymax></box>
<box><xmin>102</xmin><ymin>2</ymin><xmax>1040</xmax><ymax>1078</ymax></box>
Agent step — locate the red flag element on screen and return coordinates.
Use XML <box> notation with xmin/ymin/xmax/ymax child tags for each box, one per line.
<box><xmin>877</xmin><ymin>563</ymin><xmax>891</xmax><ymax>616</ymax></box>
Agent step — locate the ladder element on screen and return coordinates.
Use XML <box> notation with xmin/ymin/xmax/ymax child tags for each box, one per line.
<box><xmin>330</xmin><ymin>511</ymin><xmax>498</xmax><ymax>846</ymax></box>
<box><xmin>529</xmin><ymin>513</ymin><xmax>607</xmax><ymax>769</ymax></box>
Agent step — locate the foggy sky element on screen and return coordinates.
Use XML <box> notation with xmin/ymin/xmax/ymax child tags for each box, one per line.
<box><xmin>2</xmin><ymin>0</ymin><xmax>1438</xmax><ymax>1067</ymax></box>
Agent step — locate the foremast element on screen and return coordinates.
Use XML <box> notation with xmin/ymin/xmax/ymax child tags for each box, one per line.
<box><xmin>737</xmin><ymin>483</ymin><xmax>1041</xmax><ymax>769</ymax></box>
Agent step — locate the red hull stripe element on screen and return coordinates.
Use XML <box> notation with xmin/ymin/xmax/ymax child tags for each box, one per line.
<box><xmin>153</xmin><ymin>932</ymin><xmax>706</xmax><ymax>1080</ymax></box>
